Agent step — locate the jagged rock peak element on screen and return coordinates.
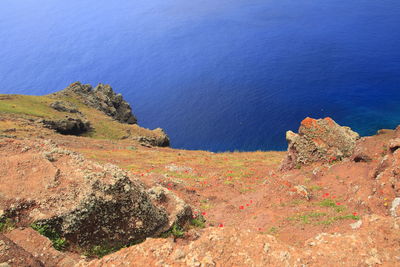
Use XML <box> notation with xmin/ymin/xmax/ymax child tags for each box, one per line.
<box><xmin>58</xmin><ymin>82</ymin><xmax>137</xmax><ymax>124</ymax></box>
<box><xmin>280</xmin><ymin>117</ymin><xmax>360</xmax><ymax>170</ymax></box>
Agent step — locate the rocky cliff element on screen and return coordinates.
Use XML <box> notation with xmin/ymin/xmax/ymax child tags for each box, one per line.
<box><xmin>53</xmin><ymin>82</ymin><xmax>137</xmax><ymax>125</ymax></box>
<box><xmin>1</xmin><ymin>89</ymin><xmax>400</xmax><ymax>267</ymax></box>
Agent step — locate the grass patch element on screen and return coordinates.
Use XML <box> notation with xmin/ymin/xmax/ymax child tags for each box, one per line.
<box><xmin>268</xmin><ymin>226</ymin><xmax>279</xmax><ymax>234</ymax></box>
<box><xmin>190</xmin><ymin>217</ymin><xmax>206</xmax><ymax>228</ymax></box>
<box><xmin>317</xmin><ymin>199</ymin><xmax>345</xmax><ymax>212</ymax></box>
<box><xmin>317</xmin><ymin>214</ymin><xmax>360</xmax><ymax>225</ymax></box>
<box><xmin>309</xmin><ymin>185</ymin><xmax>322</xmax><ymax>191</ymax></box>
<box><xmin>84</xmin><ymin>245</ymin><xmax>119</xmax><ymax>258</ymax></box>
<box><xmin>159</xmin><ymin>224</ymin><xmax>185</xmax><ymax>239</ymax></box>
<box><xmin>31</xmin><ymin>223</ymin><xmax>69</xmax><ymax>251</ymax></box>
<box><xmin>287</xmin><ymin>212</ymin><xmax>327</xmax><ymax>224</ymax></box>
<box><xmin>0</xmin><ymin>218</ymin><xmax>14</xmax><ymax>232</ymax></box>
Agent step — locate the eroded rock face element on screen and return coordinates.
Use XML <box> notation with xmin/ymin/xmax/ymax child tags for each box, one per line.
<box><xmin>281</xmin><ymin>117</ymin><xmax>359</xmax><ymax>170</ymax></box>
<box><xmin>58</xmin><ymin>82</ymin><xmax>137</xmax><ymax>124</ymax></box>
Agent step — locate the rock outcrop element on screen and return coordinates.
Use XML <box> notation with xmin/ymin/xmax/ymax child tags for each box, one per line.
<box><xmin>54</xmin><ymin>82</ymin><xmax>137</xmax><ymax>124</ymax></box>
<box><xmin>0</xmin><ymin>139</ymin><xmax>190</xmax><ymax>252</ymax></box>
<box><xmin>50</xmin><ymin>101</ymin><xmax>81</xmax><ymax>114</ymax></box>
<box><xmin>136</xmin><ymin>128</ymin><xmax>170</xmax><ymax>147</ymax></box>
<box><xmin>281</xmin><ymin>117</ymin><xmax>359</xmax><ymax>170</ymax></box>
<box><xmin>40</xmin><ymin>117</ymin><xmax>91</xmax><ymax>135</ymax></box>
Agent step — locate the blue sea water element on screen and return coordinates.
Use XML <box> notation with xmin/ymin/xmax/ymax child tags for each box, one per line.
<box><xmin>1</xmin><ymin>0</ymin><xmax>400</xmax><ymax>152</ymax></box>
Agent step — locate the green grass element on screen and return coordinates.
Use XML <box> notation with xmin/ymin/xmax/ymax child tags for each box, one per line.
<box><xmin>159</xmin><ymin>224</ymin><xmax>185</xmax><ymax>239</ymax></box>
<box><xmin>268</xmin><ymin>226</ymin><xmax>279</xmax><ymax>234</ymax></box>
<box><xmin>318</xmin><ymin>199</ymin><xmax>337</xmax><ymax>207</ymax></box>
<box><xmin>31</xmin><ymin>223</ymin><xmax>69</xmax><ymax>251</ymax></box>
<box><xmin>309</xmin><ymin>185</ymin><xmax>323</xmax><ymax>191</ymax></box>
<box><xmin>317</xmin><ymin>214</ymin><xmax>360</xmax><ymax>225</ymax></box>
<box><xmin>0</xmin><ymin>95</ymin><xmax>58</xmax><ymax>118</ymax></box>
<box><xmin>190</xmin><ymin>218</ymin><xmax>206</xmax><ymax>228</ymax></box>
<box><xmin>84</xmin><ymin>245</ymin><xmax>119</xmax><ymax>258</ymax></box>
<box><xmin>0</xmin><ymin>218</ymin><xmax>14</xmax><ymax>232</ymax></box>
<box><xmin>318</xmin><ymin>199</ymin><xmax>346</xmax><ymax>212</ymax></box>
<box><xmin>287</xmin><ymin>212</ymin><xmax>327</xmax><ymax>224</ymax></box>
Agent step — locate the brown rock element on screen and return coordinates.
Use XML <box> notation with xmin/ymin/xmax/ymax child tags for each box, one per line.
<box><xmin>0</xmin><ymin>234</ymin><xmax>44</xmax><ymax>267</ymax></box>
<box><xmin>281</xmin><ymin>117</ymin><xmax>359</xmax><ymax>170</ymax></box>
<box><xmin>0</xmin><ymin>139</ymin><xmax>177</xmax><ymax>251</ymax></box>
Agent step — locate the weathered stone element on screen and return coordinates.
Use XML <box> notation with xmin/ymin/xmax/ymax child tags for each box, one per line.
<box><xmin>280</xmin><ymin>117</ymin><xmax>359</xmax><ymax>170</ymax></box>
<box><xmin>148</xmin><ymin>186</ymin><xmax>193</xmax><ymax>231</ymax></box>
<box><xmin>0</xmin><ymin>234</ymin><xmax>44</xmax><ymax>267</ymax></box>
<box><xmin>40</xmin><ymin>117</ymin><xmax>91</xmax><ymax>135</ymax></box>
<box><xmin>50</xmin><ymin>101</ymin><xmax>80</xmax><ymax>114</ymax></box>
<box><xmin>35</xmin><ymin>175</ymin><xmax>168</xmax><ymax>249</ymax></box>
<box><xmin>389</xmin><ymin>138</ymin><xmax>400</xmax><ymax>153</ymax></box>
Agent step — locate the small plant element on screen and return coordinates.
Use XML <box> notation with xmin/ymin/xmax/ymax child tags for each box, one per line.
<box><xmin>31</xmin><ymin>223</ymin><xmax>69</xmax><ymax>251</ymax></box>
<box><xmin>85</xmin><ymin>245</ymin><xmax>118</xmax><ymax>258</ymax></box>
<box><xmin>268</xmin><ymin>226</ymin><xmax>279</xmax><ymax>234</ymax></box>
<box><xmin>171</xmin><ymin>224</ymin><xmax>185</xmax><ymax>238</ymax></box>
<box><xmin>190</xmin><ymin>217</ymin><xmax>206</xmax><ymax>228</ymax></box>
<box><xmin>317</xmin><ymin>214</ymin><xmax>360</xmax><ymax>225</ymax></box>
<box><xmin>159</xmin><ymin>223</ymin><xmax>185</xmax><ymax>239</ymax></box>
<box><xmin>309</xmin><ymin>185</ymin><xmax>322</xmax><ymax>191</ymax></box>
<box><xmin>318</xmin><ymin>199</ymin><xmax>336</xmax><ymax>208</ymax></box>
<box><xmin>52</xmin><ymin>237</ymin><xmax>69</xmax><ymax>251</ymax></box>
<box><xmin>0</xmin><ymin>218</ymin><xmax>14</xmax><ymax>232</ymax></box>
<box><xmin>287</xmin><ymin>212</ymin><xmax>327</xmax><ymax>224</ymax></box>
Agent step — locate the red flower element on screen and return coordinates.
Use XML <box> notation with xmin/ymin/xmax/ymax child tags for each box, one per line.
<box><xmin>336</xmin><ymin>202</ymin><xmax>341</xmax><ymax>206</ymax></box>
<box><xmin>239</xmin><ymin>206</ymin><xmax>244</xmax><ymax>209</ymax></box>
<box><xmin>352</xmin><ymin>212</ymin><xmax>358</xmax><ymax>216</ymax></box>
<box><xmin>201</xmin><ymin>212</ymin><xmax>206</xmax><ymax>216</ymax></box>
<box><xmin>218</xmin><ymin>223</ymin><xmax>224</xmax><ymax>227</ymax></box>
<box><xmin>250</xmin><ymin>200</ymin><xmax>253</xmax><ymax>204</ymax></box>
<box><xmin>246</xmin><ymin>204</ymin><xmax>250</xmax><ymax>207</ymax></box>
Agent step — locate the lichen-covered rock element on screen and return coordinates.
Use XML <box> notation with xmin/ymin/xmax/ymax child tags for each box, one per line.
<box><xmin>136</xmin><ymin>128</ymin><xmax>170</xmax><ymax>147</ymax></box>
<box><xmin>281</xmin><ymin>117</ymin><xmax>359</xmax><ymax>170</ymax></box>
<box><xmin>0</xmin><ymin>139</ymin><xmax>178</xmax><ymax>250</ymax></box>
<box><xmin>36</xmin><ymin>176</ymin><xmax>168</xmax><ymax>248</ymax></box>
<box><xmin>40</xmin><ymin>117</ymin><xmax>91</xmax><ymax>135</ymax></box>
<box><xmin>148</xmin><ymin>186</ymin><xmax>193</xmax><ymax>231</ymax></box>
<box><xmin>55</xmin><ymin>82</ymin><xmax>137</xmax><ymax>124</ymax></box>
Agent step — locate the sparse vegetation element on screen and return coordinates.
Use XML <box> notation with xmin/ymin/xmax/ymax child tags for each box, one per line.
<box><xmin>31</xmin><ymin>223</ymin><xmax>69</xmax><ymax>251</ymax></box>
<box><xmin>190</xmin><ymin>217</ymin><xmax>206</xmax><ymax>228</ymax></box>
<box><xmin>309</xmin><ymin>185</ymin><xmax>322</xmax><ymax>191</ymax></box>
<box><xmin>268</xmin><ymin>226</ymin><xmax>279</xmax><ymax>234</ymax></box>
<box><xmin>0</xmin><ymin>218</ymin><xmax>14</xmax><ymax>232</ymax></box>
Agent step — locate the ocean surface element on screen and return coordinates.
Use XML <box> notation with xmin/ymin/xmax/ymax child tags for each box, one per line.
<box><xmin>1</xmin><ymin>0</ymin><xmax>400</xmax><ymax>152</ymax></box>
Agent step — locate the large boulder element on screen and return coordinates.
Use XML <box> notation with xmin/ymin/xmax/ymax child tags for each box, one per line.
<box><xmin>40</xmin><ymin>117</ymin><xmax>91</xmax><ymax>135</ymax></box>
<box><xmin>0</xmin><ymin>139</ymin><xmax>189</xmax><ymax>251</ymax></box>
<box><xmin>55</xmin><ymin>82</ymin><xmax>137</xmax><ymax>124</ymax></box>
<box><xmin>280</xmin><ymin>117</ymin><xmax>359</xmax><ymax>170</ymax></box>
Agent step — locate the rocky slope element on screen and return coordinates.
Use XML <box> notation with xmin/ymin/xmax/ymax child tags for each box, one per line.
<box><xmin>1</xmin><ymin>86</ymin><xmax>400</xmax><ymax>267</ymax></box>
